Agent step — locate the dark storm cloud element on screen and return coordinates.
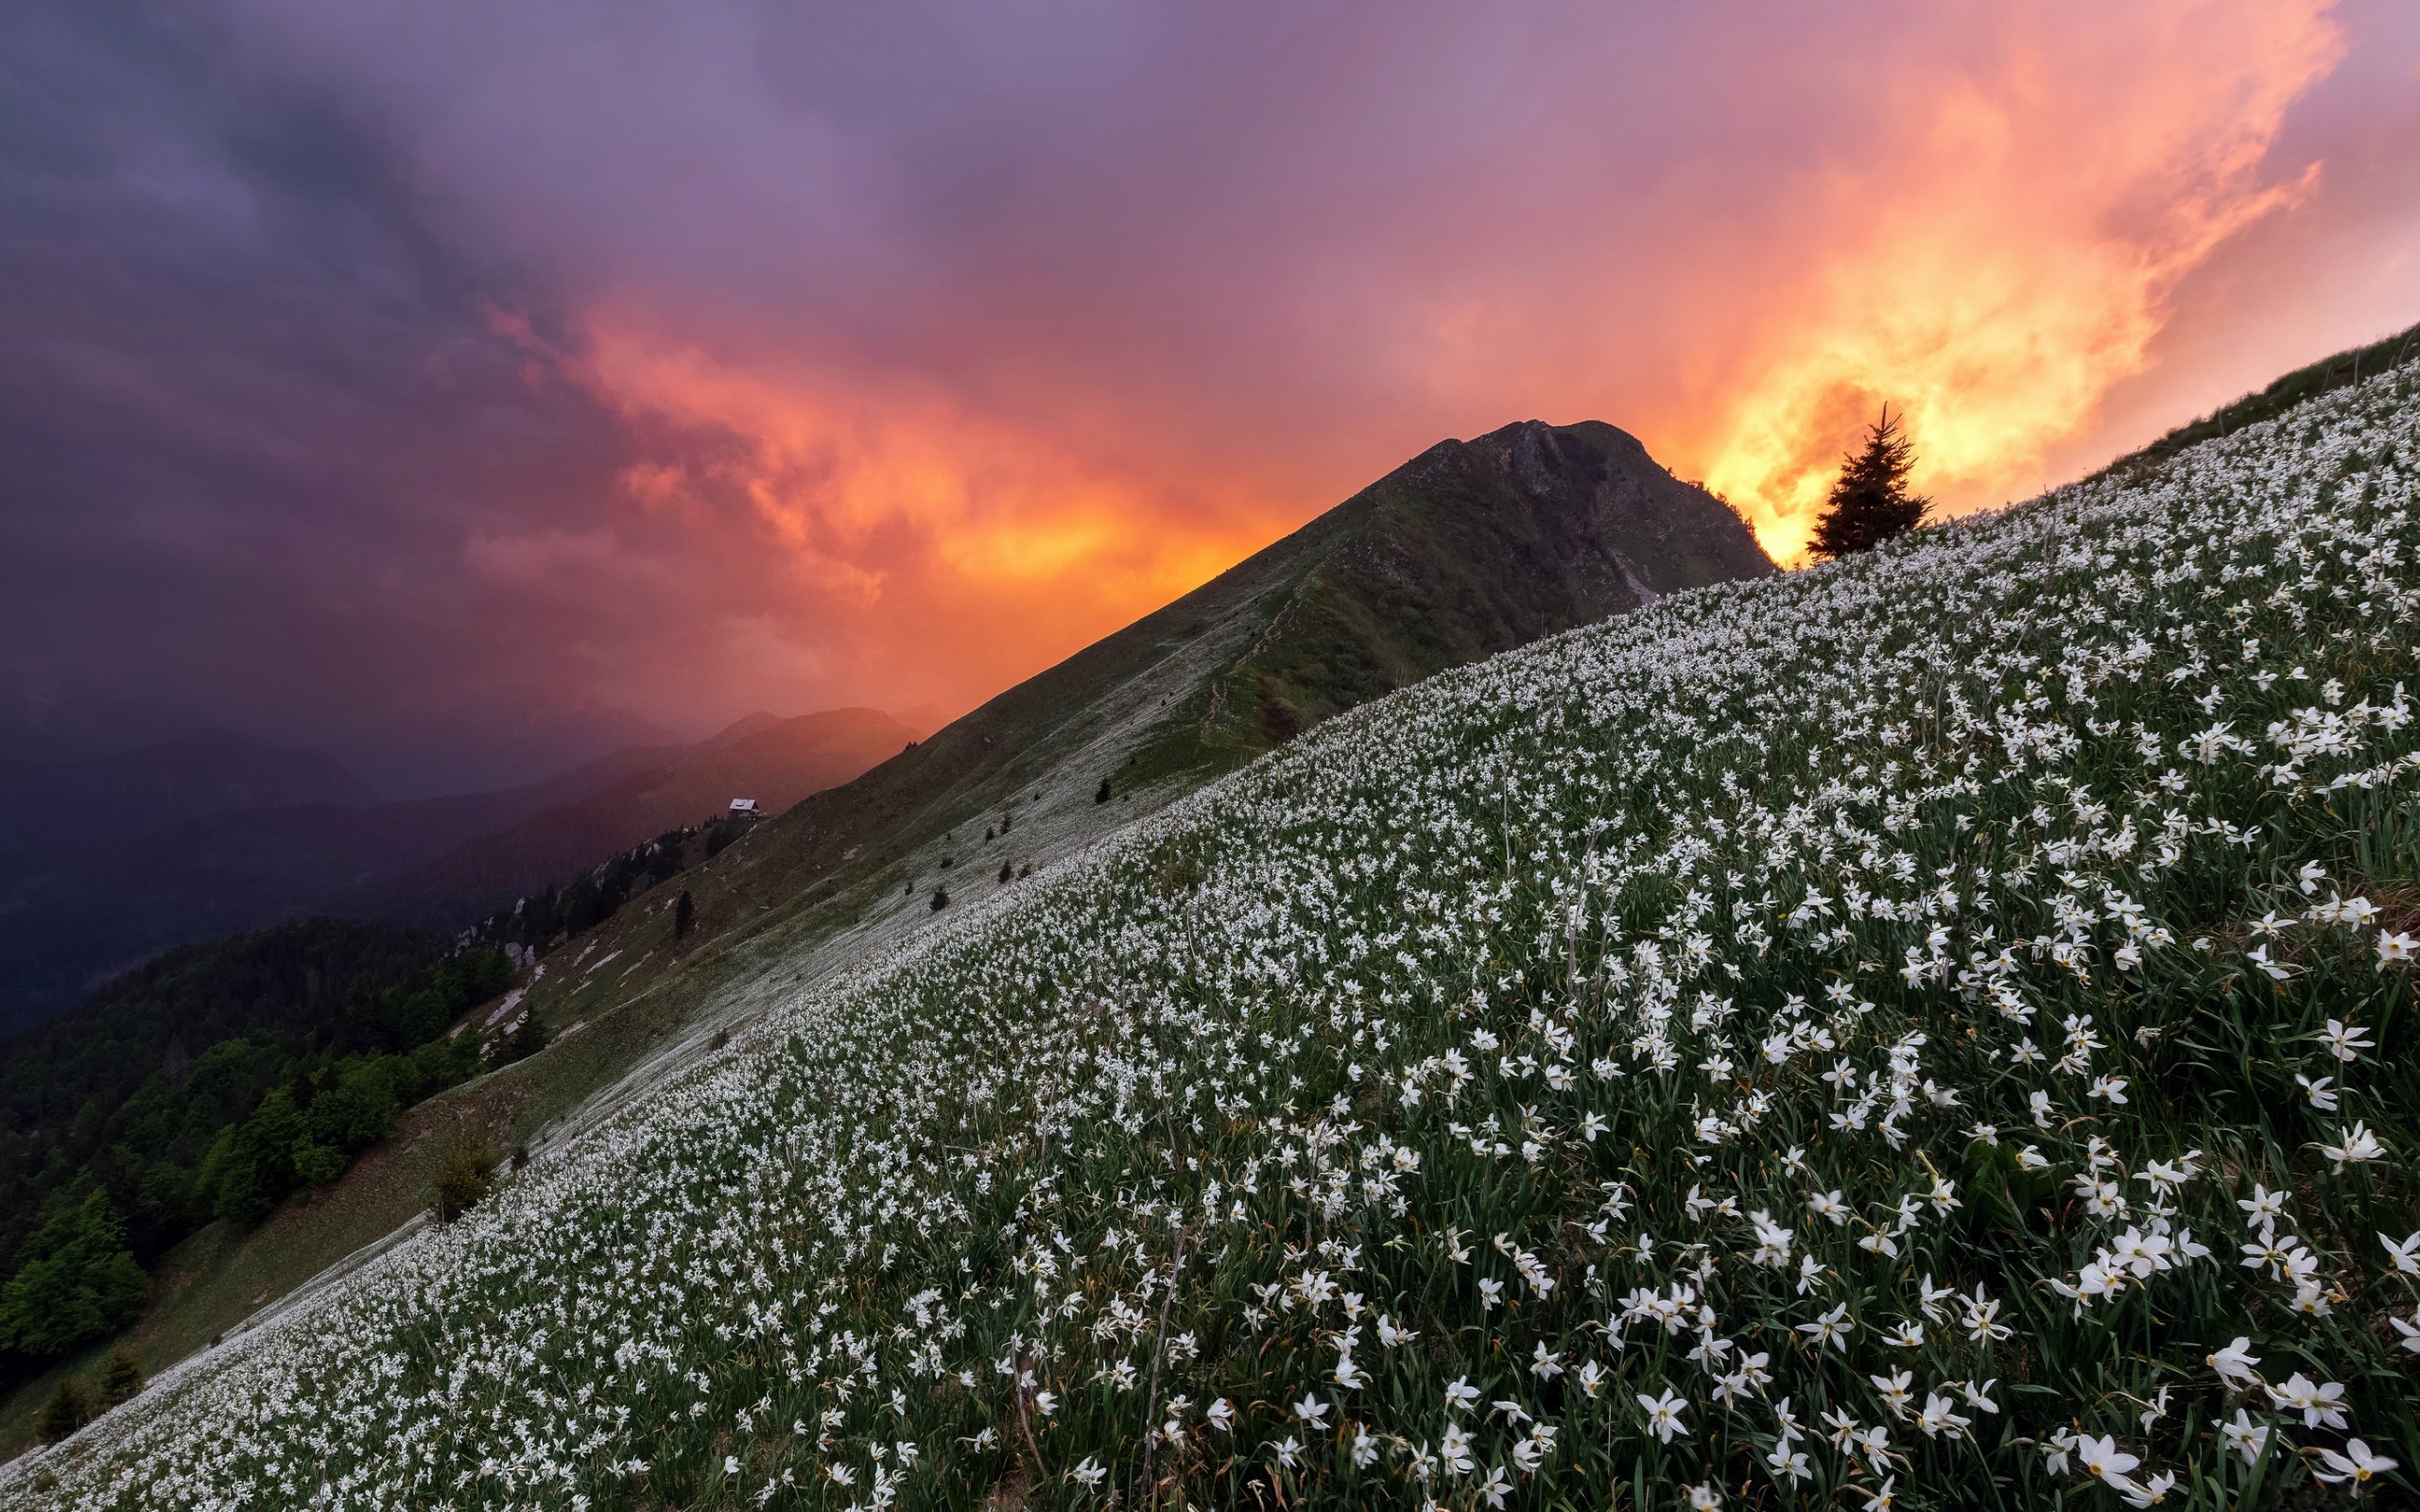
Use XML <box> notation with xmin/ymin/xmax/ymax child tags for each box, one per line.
<box><xmin>0</xmin><ymin>0</ymin><xmax>726</xmax><ymax>791</ymax></box>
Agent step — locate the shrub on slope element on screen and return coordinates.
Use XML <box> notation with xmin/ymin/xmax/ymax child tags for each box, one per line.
<box><xmin>13</xmin><ymin>369</ymin><xmax>2420</xmax><ymax>1509</ymax></box>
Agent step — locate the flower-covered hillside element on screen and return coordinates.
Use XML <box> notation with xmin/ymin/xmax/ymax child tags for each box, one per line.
<box><xmin>13</xmin><ymin>366</ymin><xmax>2420</xmax><ymax>1510</ymax></box>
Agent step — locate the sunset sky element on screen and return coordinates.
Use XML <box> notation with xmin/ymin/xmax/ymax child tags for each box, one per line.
<box><xmin>4</xmin><ymin>0</ymin><xmax>2417</xmax><ymax>794</ymax></box>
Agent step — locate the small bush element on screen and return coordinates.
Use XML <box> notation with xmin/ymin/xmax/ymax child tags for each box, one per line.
<box><xmin>929</xmin><ymin>887</ymin><xmax>950</xmax><ymax>911</ymax></box>
<box><xmin>430</xmin><ymin>1146</ymin><xmax>499</xmax><ymax>1226</ymax></box>
<box><xmin>39</xmin><ymin>1377</ymin><xmax>91</xmax><ymax>1443</ymax></box>
<box><xmin>292</xmin><ymin>1141</ymin><xmax>348</xmax><ymax>1187</ymax></box>
<box><xmin>1095</xmin><ymin>778</ymin><xmax>1112</xmax><ymax>803</ymax></box>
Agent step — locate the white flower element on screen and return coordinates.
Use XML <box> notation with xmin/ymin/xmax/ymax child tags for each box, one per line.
<box><xmin>1796</xmin><ymin>1303</ymin><xmax>1852</xmax><ymax>1351</ymax></box>
<box><xmin>1444</xmin><ymin>1375</ymin><xmax>1480</xmax><ymax>1412</ymax></box>
<box><xmin>1206</xmin><ymin>1398</ymin><xmax>1235</xmax><ymax>1432</ymax></box>
<box><xmin>2041</xmin><ymin>1427</ymin><xmax>2078</xmax><ymax>1476</ymax></box>
<box><xmin>2118</xmin><ymin>1470</ymin><xmax>2179</xmax><ymax>1507</ymax></box>
<box><xmin>2382</xmin><ymin>1230</ymin><xmax>2420</xmax><ymax>1275</ymax></box>
<box><xmin>1476</xmin><ymin>1465</ymin><xmax>1513</xmax><ymax>1507</ymax></box>
<box><xmin>1440</xmin><ymin>1423</ymin><xmax>1475</xmax><ymax>1477</ymax></box>
<box><xmin>2378</xmin><ymin>930</ymin><xmax>2418</xmax><ymax>967</ymax></box>
<box><xmin>2318</xmin><ymin>1120</ymin><xmax>2385</xmax><ymax>1172</ymax></box>
<box><xmin>1870</xmin><ymin>1368</ymin><xmax>1913</xmax><ymax>1418</ymax></box>
<box><xmin>1292</xmin><ymin>1393</ymin><xmax>1328</xmax><ymax>1425</ymax></box>
<box><xmin>2267</xmin><ymin>1371</ymin><xmax>2348</xmax><ymax>1429</ymax></box>
<box><xmin>1683</xmin><ymin>1483</ymin><xmax>1722</xmax><ymax>1510</ymax></box>
<box><xmin>2077</xmin><ymin>1435</ymin><xmax>2140</xmax><ymax>1482</ymax></box>
<box><xmin>2314</xmin><ymin>1439</ymin><xmax>2400</xmax><ymax>1489</ymax></box>
<box><xmin>1637</xmin><ymin>1386</ymin><xmax>1688</xmax><ymax>1444</ymax></box>
<box><xmin>1530</xmin><ymin>1341</ymin><xmax>1564</xmax><ymax>1379</ymax></box>
<box><xmin>1577</xmin><ymin>1359</ymin><xmax>1606</xmax><ymax>1398</ymax></box>
<box><xmin>2238</xmin><ymin>1182</ymin><xmax>2288</xmax><ymax>1227</ymax></box>
<box><xmin>2322</xmin><ymin>1019</ymin><xmax>2375</xmax><ymax>1062</ymax></box>
<box><xmin>1915</xmin><ymin>1393</ymin><xmax>1971</xmax><ymax>1439</ymax></box>
<box><xmin>1272</xmin><ymin>1435</ymin><xmax>1302</xmax><ymax>1469</ymax></box>
<box><xmin>1071</xmin><ymin>1456</ymin><xmax>1107</xmax><ymax>1488</ymax></box>
<box><xmin>2296</xmin><ymin>1074</ymin><xmax>2339</xmax><ymax>1111</ymax></box>
<box><xmin>1765</xmin><ymin>1443</ymin><xmax>1810</xmax><ymax>1486</ymax></box>
<box><xmin>2206</xmin><ymin>1336</ymin><xmax>2261</xmax><ymax>1390</ymax></box>
<box><xmin>2221</xmin><ymin>1407</ymin><xmax>2272</xmax><ymax>1465</ymax></box>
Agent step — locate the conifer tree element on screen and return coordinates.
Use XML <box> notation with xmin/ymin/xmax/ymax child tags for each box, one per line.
<box><xmin>674</xmin><ymin>887</ymin><xmax>695</xmax><ymax>940</ymax></box>
<box><xmin>98</xmin><ymin>1345</ymin><xmax>144</xmax><ymax>1406</ymax></box>
<box><xmin>38</xmin><ymin>1377</ymin><xmax>90</xmax><ymax>1442</ymax></box>
<box><xmin>1809</xmin><ymin>404</ymin><xmax>1931</xmax><ymax>559</ymax></box>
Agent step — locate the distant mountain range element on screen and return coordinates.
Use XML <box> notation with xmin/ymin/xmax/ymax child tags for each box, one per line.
<box><xmin>0</xmin><ymin>730</ymin><xmax>375</xmax><ymax>859</ymax></box>
<box><xmin>0</xmin><ymin>710</ymin><xmax>920</xmax><ymax>1034</ymax></box>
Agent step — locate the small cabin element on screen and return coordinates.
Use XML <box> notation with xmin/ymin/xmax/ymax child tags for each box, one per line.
<box><xmin>728</xmin><ymin>799</ymin><xmax>762</xmax><ymax>819</ymax></box>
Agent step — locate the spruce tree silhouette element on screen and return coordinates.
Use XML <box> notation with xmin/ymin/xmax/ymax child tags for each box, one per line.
<box><xmin>1809</xmin><ymin>404</ymin><xmax>1931</xmax><ymax>560</ymax></box>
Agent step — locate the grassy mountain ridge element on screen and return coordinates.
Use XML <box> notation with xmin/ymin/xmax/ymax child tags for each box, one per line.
<box><xmin>16</xmin><ymin>359</ymin><xmax>2417</xmax><ymax>1505</ymax></box>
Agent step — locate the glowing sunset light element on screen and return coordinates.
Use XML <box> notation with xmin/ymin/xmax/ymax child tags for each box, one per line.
<box><xmin>1667</xmin><ymin>0</ymin><xmax>2346</xmax><ymax>560</ymax></box>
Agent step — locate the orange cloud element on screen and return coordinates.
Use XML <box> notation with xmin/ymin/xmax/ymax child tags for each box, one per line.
<box><xmin>1668</xmin><ymin>0</ymin><xmax>2344</xmax><ymax>562</ymax></box>
<box><xmin>573</xmin><ymin>325</ymin><xmax>1288</xmax><ymax>715</ymax></box>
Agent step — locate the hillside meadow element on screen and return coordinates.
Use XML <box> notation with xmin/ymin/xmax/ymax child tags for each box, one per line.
<box><xmin>10</xmin><ymin>366</ymin><xmax>2420</xmax><ymax>1509</ymax></box>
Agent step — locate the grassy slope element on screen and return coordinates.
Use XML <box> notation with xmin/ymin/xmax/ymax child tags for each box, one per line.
<box><xmin>13</xmin><ymin>366</ymin><xmax>2418</xmax><ymax>1507</ymax></box>
<box><xmin>0</xmin><ymin>421</ymin><xmax>1764</xmax><ymax>1460</ymax></box>
<box><xmin>2099</xmin><ymin>319</ymin><xmax>2420</xmax><ymax>481</ymax></box>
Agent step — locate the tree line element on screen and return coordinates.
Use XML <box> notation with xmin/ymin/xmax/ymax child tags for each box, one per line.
<box><xmin>0</xmin><ymin>923</ymin><xmax>512</xmax><ymax>1383</ymax></box>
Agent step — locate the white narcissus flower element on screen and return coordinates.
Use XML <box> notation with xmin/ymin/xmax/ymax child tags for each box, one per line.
<box><xmin>2313</xmin><ymin>1440</ymin><xmax>2400</xmax><ymax>1489</ymax></box>
<box><xmin>2117</xmin><ymin>1470</ymin><xmax>2179</xmax><ymax>1507</ymax></box>
<box><xmin>1070</xmin><ymin>1457</ymin><xmax>1107</xmax><ymax>1488</ymax></box>
<box><xmin>1637</xmin><ymin>1387</ymin><xmax>1688</xmax><ymax>1444</ymax></box>
<box><xmin>1476</xmin><ymin>1466</ymin><xmax>1513</xmax><ymax>1508</ymax></box>
<box><xmin>2267</xmin><ymin>1372</ymin><xmax>2348</xmax><ymax>1429</ymax></box>
<box><xmin>2205</xmin><ymin>1336</ymin><xmax>2261</xmax><ymax>1390</ymax></box>
<box><xmin>2076</xmin><ymin>1435</ymin><xmax>2140</xmax><ymax>1483</ymax></box>
<box><xmin>2318</xmin><ymin>1121</ymin><xmax>2385</xmax><ymax>1172</ymax></box>
<box><xmin>2220</xmin><ymin>1408</ymin><xmax>2272</xmax><ymax>1465</ymax></box>
<box><xmin>2394</xmin><ymin>1314</ymin><xmax>2420</xmax><ymax>1354</ymax></box>
<box><xmin>2381</xmin><ymin>1230</ymin><xmax>2420</xmax><ymax>1275</ymax></box>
